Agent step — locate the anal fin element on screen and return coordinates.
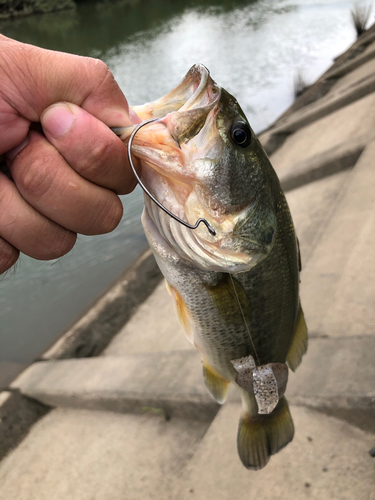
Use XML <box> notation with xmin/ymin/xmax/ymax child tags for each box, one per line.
<box><xmin>202</xmin><ymin>361</ymin><xmax>230</xmax><ymax>404</ymax></box>
<box><xmin>238</xmin><ymin>396</ymin><xmax>294</xmax><ymax>470</ymax></box>
<box><xmin>286</xmin><ymin>303</ymin><xmax>308</xmax><ymax>372</ymax></box>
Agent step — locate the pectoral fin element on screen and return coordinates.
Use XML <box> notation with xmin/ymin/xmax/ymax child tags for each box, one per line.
<box><xmin>286</xmin><ymin>304</ymin><xmax>308</xmax><ymax>372</ymax></box>
<box><xmin>202</xmin><ymin>360</ymin><xmax>230</xmax><ymax>404</ymax></box>
<box><xmin>168</xmin><ymin>285</ymin><xmax>194</xmax><ymax>345</ymax></box>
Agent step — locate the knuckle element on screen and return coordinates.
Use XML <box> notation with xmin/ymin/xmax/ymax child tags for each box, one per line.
<box><xmin>90</xmin><ymin>57</ymin><xmax>110</xmax><ymax>77</ymax></box>
<box><xmin>18</xmin><ymin>151</ymin><xmax>57</xmax><ymax>198</ymax></box>
<box><xmin>80</xmin><ymin>138</ymin><xmax>114</xmax><ymax>179</ymax></box>
<box><xmin>86</xmin><ymin>57</ymin><xmax>124</xmax><ymax>107</ymax></box>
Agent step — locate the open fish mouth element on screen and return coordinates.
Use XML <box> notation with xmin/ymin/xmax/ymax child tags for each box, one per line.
<box><xmin>119</xmin><ymin>64</ymin><xmax>277</xmax><ymax>273</ymax></box>
<box><xmin>132</xmin><ymin>64</ymin><xmax>220</xmax><ymax>123</ymax></box>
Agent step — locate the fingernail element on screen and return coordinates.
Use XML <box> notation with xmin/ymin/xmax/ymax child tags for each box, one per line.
<box><xmin>6</xmin><ymin>136</ymin><xmax>29</xmax><ymax>161</ymax></box>
<box><xmin>42</xmin><ymin>103</ymin><xmax>76</xmax><ymax>138</ymax></box>
<box><xmin>129</xmin><ymin>108</ymin><xmax>142</xmax><ymax>124</ymax></box>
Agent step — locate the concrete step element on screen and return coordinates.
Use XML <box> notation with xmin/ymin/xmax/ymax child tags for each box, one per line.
<box><xmin>285</xmin><ymin>170</ymin><xmax>350</xmax><ymax>265</ymax></box>
<box><xmin>102</xmin><ymin>280</ymin><xmax>194</xmax><ymax>356</ymax></box>
<box><xmin>269</xmin><ymin>92</ymin><xmax>375</xmax><ymax>179</ymax></box>
<box><xmin>41</xmin><ymin>249</ymin><xmax>162</xmax><ymax>361</ymax></box>
<box><xmin>172</xmin><ymin>403</ymin><xmax>375</xmax><ymax>500</ymax></box>
<box><xmin>279</xmin><ymin>134</ymin><xmax>364</xmax><ymax>192</ymax></box>
<box><xmin>301</xmin><ymin>141</ymin><xmax>375</xmax><ymax>338</ymax></box>
<box><xmin>11</xmin><ymin>352</ymin><xmax>220</xmax><ymax>422</ymax></box>
<box><xmin>287</xmin><ymin>335</ymin><xmax>375</xmax><ymax>434</ymax></box>
<box><xmin>12</xmin><ymin>335</ymin><xmax>375</xmax><ymax>433</ymax></box>
<box><xmin>0</xmin><ymin>407</ymin><xmax>210</xmax><ymax>500</ymax></box>
<box><xmin>269</xmin><ymin>69</ymin><xmax>375</xmax><ymax>138</ymax></box>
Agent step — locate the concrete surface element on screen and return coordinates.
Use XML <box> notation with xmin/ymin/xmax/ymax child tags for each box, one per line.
<box><xmin>42</xmin><ymin>249</ymin><xmax>162</xmax><ymax>360</ymax></box>
<box><xmin>331</xmin><ymin>57</ymin><xmax>375</xmax><ymax>94</ymax></box>
<box><xmin>11</xmin><ymin>353</ymin><xmax>219</xmax><ymax>421</ymax></box>
<box><xmin>0</xmin><ymin>408</ymin><xmax>210</xmax><ymax>500</ymax></box>
<box><xmin>173</xmin><ymin>404</ymin><xmax>375</xmax><ymax>500</ymax></box>
<box><xmin>285</xmin><ymin>170</ymin><xmax>350</xmax><ymax>264</ymax></box>
<box><xmin>12</xmin><ymin>334</ymin><xmax>375</xmax><ymax>433</ymax></box>
<box><xmin>0</xmin><ymin>391</ymin><xmax>49</xmax><ymax>461</ymax></box>
<box><xmin>270</xmin><ymin>67</ymin><xmax>375</xmax><ymax>137</ymax></box>
<box><xmin>103</xmin><ymin>280</ymin><xmax>193</xmax><ymax>356</ymax></box>
<box><xmin>287</xmin><ymin>336</ymin><xmax>375</xmax><ymax>434</ymax></box>
<box><xmin>301</xmin><ymin>141</ymin><xmax>375</xmax><ymax>338</ymax></box>
<box><xmin>270</xmin><ymin>92</ymin><xmax>375</xmax><ymax>177</ymax></box>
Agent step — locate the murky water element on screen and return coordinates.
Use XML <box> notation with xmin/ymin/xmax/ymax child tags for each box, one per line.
<box><xmin>0</xmin><ymin>0</ymin><xmax>355</xmax><ymax>382</ymax></box>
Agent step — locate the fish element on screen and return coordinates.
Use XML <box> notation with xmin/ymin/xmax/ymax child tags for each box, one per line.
<box><xmin>118</xmin><ymin>64</ymin><xmax>308</xmax><ymax>470</ymax></box>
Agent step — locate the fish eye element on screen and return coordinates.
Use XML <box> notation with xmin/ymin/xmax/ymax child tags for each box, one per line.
<box><xmin>230</xmin><ymin>122</ymin><xmax>251</xmax><ymax>148</ymax></box>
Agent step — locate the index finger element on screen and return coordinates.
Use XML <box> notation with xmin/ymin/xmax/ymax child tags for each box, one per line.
<box><xmin>0</xmin><ymin>35</ymin><xmax>137</xmax><ymax>128</ymax></box>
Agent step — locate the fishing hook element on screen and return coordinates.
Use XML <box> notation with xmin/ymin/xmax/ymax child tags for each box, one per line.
<box><xmin>113</xmin><ymin>118</ymin><xmax>216</xmax><ymax>236</ymax></box>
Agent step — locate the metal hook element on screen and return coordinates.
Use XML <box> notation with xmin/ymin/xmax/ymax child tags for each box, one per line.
<box><xmin>123</xmin><ymin>118</ymin><xmax>216</xmax><ymax>236</ymax></box>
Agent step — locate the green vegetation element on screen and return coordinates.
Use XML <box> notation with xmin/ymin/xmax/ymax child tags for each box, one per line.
<box><xmin>351</xmin><ymin>3</ymin><xmax>372</xmax><ymax>37</ymax></box>
<box><xmin>294</xmin><ymin>70</ymin><xmax>309</xmax><ymax>99</ymax></box>
<box><xmin>0</xmin><ymin>0</ymin><xmax>75</xmax><ymax>19</ymax></box>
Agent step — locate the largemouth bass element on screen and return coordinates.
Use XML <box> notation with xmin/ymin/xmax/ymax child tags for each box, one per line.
<box><xmin>118</xmin><ymin>65</ymin><xmax>307</xmax><ymax>470</ymax></box>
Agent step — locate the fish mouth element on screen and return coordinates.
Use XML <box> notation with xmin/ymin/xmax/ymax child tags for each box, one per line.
<box><xmin>123</xmin><ymin>64</ymin><xmax>224</xmax><ymax>225</ymax></box>
<box><xmin>121</xmin><ymin>65</ymin><xmax>275</xmax><ymax>273</ymax></box>
<box><xmin>132</xmin><ymin>64</ymin><xmax>220</xmax><ymax>123</ymax></box>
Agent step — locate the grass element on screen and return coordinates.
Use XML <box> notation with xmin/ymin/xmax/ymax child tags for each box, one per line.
<box><xmin>294</xmin><ymin>70</ymin><xmax>309</xmax><ymax>99</ymax></box>
<box><xmin>351</xmin><ymin>3</ymin><xmax>372</xmax><ymax>37</ymax></box>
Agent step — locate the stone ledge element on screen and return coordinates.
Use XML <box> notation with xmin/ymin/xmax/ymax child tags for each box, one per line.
<box><xmin>42</xmin><ymin>249</ymin><xmax>162</xmax><ymax>360</ymax></box>
<box><xmin>12</xmin><ymin>352</ymin><xmax>220</xmax><ymax>422</ymax></box>
<box><xmin>0</xmin><ymin>391</ymin><xmax>50</xmax><ymax>461</ymax></box>
<box><xmin>12</xmin><ymin>336</ymin><xmax>375</xmax><ymax>431</ymax></box>
<box><xmin>279</xmin><ymin>138</ymin><xmax>365</xmax><ymax>192</ymax></box>
<box><xmin>262</xmin><ymin>75</ymin><xmax>375</xmax><ymax>155</ymax></box>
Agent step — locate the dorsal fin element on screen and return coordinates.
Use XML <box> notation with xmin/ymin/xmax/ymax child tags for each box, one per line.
<box><xmin>286</xmin><ymin>304</ymin><xmax>308</xmax><ymax>372</ymax></box>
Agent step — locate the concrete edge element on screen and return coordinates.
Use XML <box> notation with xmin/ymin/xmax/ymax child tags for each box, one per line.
<box><xmin>0</xmin><ymin>390</ymin><xmax>50</xmax><ymax>461</ymax></box>
<box><xmin>262</xmin><ymin>77</ymin><xmax>375</xmax><ymax>156</ymax></box>
<box><xmin>292</xmin><ymin>397</ymin><xmax>375</xmax><ymax>435</ymax></box>
<box><xmin>279</xmin><ymin>141</ymin><xmax>365</xmax><ymax>192</ymax></box>
<box><xmin>12</xmin><ymin>354</ymin><xmax>221</xmax><ymax>423</ymax></box>
<box><xmin>42</xmin><ymin>249</ymin><xmax>162</xmax><ymax>360</ymax></box>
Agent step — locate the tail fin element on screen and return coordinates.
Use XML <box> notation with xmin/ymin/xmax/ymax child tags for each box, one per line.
<box><xmin>237</xmin><ymin>397</ymin><xmax>294</xmax><ymax>470</ymax></box>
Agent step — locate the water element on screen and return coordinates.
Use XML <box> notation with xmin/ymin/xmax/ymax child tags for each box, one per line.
<box><xmin>0</xmin><ymin>0</ymin><xmax>355</xmax><ymax>383</ymax></box>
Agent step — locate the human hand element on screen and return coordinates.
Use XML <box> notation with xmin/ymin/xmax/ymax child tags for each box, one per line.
<box><xmin>0</xmin><ymin>35</ymin><xmax>140</xmax><ymax>274</ymax></box>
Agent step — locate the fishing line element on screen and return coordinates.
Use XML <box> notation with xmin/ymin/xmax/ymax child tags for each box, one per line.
<box><xmin>229</xmin><ymin>273</ymin><xmax>260</xmax><ymax>367</ymax></box>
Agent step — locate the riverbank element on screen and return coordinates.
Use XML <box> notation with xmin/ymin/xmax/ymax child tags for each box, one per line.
<box><xmin>0</xmin><ymin>0</ymin><xmax>75</xmax><ymax>19</ymax></box>
<box><xmin>1</xmin><ymin>22</ymin><xmax>375</xmax><ymax>499</ymax></box>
